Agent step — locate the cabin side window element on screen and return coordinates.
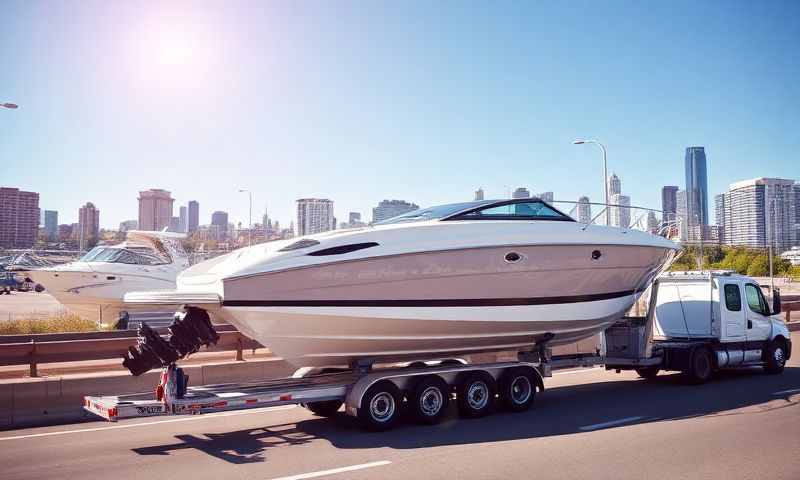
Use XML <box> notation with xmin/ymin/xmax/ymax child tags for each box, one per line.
<box><xmin>723</xmin><ymin>284</ymin><xmax>741</xmax><ymax>311</ymax></box>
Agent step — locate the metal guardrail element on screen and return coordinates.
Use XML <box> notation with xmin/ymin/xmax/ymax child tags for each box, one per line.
<box><xmin>0</xmin><ymin>324</ymin><xmax>262</xmax><ymax>377</ymax></box>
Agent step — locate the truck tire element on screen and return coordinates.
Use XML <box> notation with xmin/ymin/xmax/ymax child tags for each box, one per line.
<box><xmin>635</xmin><ymin>366</ymin><xmax>660</xmax><ymax>380</ymax></box>
<box><xmin>764</xmin><ymin>339</ymin><xmax>787</xmax><ymax>375</ymax></box>
<box><xmin>499</xmin><ymin>367</ymin><xmax>536</xmax><ymax>412</ymax></box>
<box><xmin>457</xmin><ymin>371</ymin><xmax>496</xmax><ymax>418</ymax></box>
<box><xmin>409</xmin><ymin>375</ymin><xmax>450</xmax><ymax>425</ymax></box>
<box><xmin>304</xmin><ymin>400</ymin><xmax>343</xmax><ymax>417</ymax></box>
<box><xmin>358</xmin><ymin>380</ymin><xmax>402</xmax><ymax>431</ymax></box>
<box><xmin>686</xmin><ymin>347</ymin><xmax>714</xmax><ymax>384</ymax></box>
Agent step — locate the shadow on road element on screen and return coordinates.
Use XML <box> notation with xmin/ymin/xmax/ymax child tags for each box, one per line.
<box><xmin>132</xmin><ymin>366</ymin><xmax>800</xmax><ymax>463</ymax></box>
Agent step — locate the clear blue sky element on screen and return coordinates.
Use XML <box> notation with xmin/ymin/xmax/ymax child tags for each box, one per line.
<box><xmin>2</xmin><ymin>0</ymin><xmax>799</xmax><ymax>229</ymax></box>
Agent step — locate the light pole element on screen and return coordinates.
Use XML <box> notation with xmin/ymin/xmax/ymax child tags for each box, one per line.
<box><xmin>1</xmin><ymin>103</ymin><xmax>18</xmax><ymax>109</ymax></box>
<box><xmin>573</xmin><ymin>140</ymin><xmax>609</xmax><ymax>225</ymax></box>
<box><xmin>238</xmin><ymin>189</ymin><xmax>252</xmax><ymax>247</ymax></box>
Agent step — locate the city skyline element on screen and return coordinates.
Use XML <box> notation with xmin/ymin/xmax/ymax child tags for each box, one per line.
<box><xmin>2</xmin><ymin>2</ymin><xmax>798</xmax><ymax>229</ymax></box>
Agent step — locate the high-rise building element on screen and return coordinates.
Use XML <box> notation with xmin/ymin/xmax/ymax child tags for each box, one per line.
<box><xmin>372</xmin><ymin>199</ymin><xmax>419</xmax><ymax>223</ymax></box>
<box><xmin>474</xmin><ymin>188</ymin><xmax>484</xmax><ymax>201</ymax></box>
<box><xmin>647</xmin><ymin>211</ymin><xmax>659</xmax><ymax>233</ymax></box>
<box><xmin>187</xmin><ymin>200</ymin><xmax>199</xmax><ymax>233</ymax></box>
<box><xmin>168</xmin><ymin>216</ymin><xmax>180</xmax><ymax>232</ymax></box>
<box><xmin>138</xmin><ymin>189</ymin><xmax>174</xmax><ymax>231</ymax></box>
<box><xmin>661</xmin><ymin>186</ymin><xmax>678</xmax><ymax>224</ymax></box>
<box><xmin>178</xmin><ymin>206</ymin><xmax>188</xmax><ymax>233</ymax></box>
<box><xmin>297</xmin><ymin>198</ymin><xmax>335</xmax><ymax>236</ymax></box>
<box><xmin>608</xmin><ymin>174</ymin><xmax>621</xmax><ymax>197</ymax></box>
<box><xmin>43</xmin><ymin>210</ymin><xmax>58</xmax><ymax>241</ymax></box>
<box><xmin>512</xmin><ymin>187</ymin><xmax>530</xmax><ymax>199</ymax></box>
<box><xmin>0</xmin><ymin>187</ymin><xmax>39</xmax><ymax>248</ymax></box>
<box><xmin>685</xmin><ymin>147</ymin><xmax>709</xmax><ymax>231</ymax></box>
<box><xmin>714</xmin><ymin>193</ymin><xmax>726</xmax><ymax>244</ymax></box>
<box><xmin>78</xmin><ymin>202</ymin><xmax>100</xmax><ymax>250</ymax></box>
<box><xmin>609</xmin><ymin>194</ymin><xmax>631</xmax><ymax>228</ymax></box>
<box><xmin>537</xmin><ymin>191</ymin><xmax>554</xmax><ymax>203</ymax></box>
<box><xmin>211</xmin><ymin>211</ymin><xmax>229</xmax><ymax>240</ymax></box>
<box><xmin>676</xmin><ymin>189</ymin><xmax>688</xmax><ymax>241</ymax></box>
<box><xmin>58</xmin><ymin>224</ymin><xmax>74</xmax><ymax>243</ymax></box>
<box><xmin>720</xmin><ymin>177</ymin><xmax>796</xmax><ymax>252</ymax></box>
<box><xmin>577</xmin><ymin>196</ymin><xmax>591</xmax><ymax>224</ymax></box>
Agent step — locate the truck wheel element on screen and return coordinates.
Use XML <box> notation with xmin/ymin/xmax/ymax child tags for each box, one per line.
<box><xmin>409</xmin><ymin>375</ymin><xmax>450</xmax><ymax>424</ymax></box>
<box><xmin>499</xmin><ymin>367</ymin><xmax>536</xmax><ymax>412</ymax></box>
<box><xmin>457</xmin><ymin>371</ymin><xmax>496</xmax><ymax>418</ymax></box>
<box><xmin>635</xmin><ymin>366</ymin><xmax>660</xmax><ymax>380</ymax></box>
<box><xmin>686</xmin><ymin>347</ymin><xmax>714</xmax><ymax>384</ymax></box>
<box><xmin>764</xmin><ymin>339</ymin><xmax>787</xmax><ymax>375</ymax></box>
<box><xmin>359</xmin><ymin>380</ymin><xmax>402</xmax><ymax>431</ymax></box>
<box><xmin>304</xmin><ymin>400</ymin><xmax>343</xmax><ymax>417</ymax></box>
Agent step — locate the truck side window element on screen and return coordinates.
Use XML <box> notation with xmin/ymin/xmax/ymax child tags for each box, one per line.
<box><xmin>723</xmin><ymin>284</ymin><xmax>741</xmax><ymax>311</ymax></box>
<box><xmin>744</xmin><ymin>284</ymin><xmax>766</xmax><ymax>315</ymax></box>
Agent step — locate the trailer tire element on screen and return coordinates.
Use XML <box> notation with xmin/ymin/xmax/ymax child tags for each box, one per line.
<box><xmin>635</xmin><ymin>366</ymin><xmax>660</xmax><ymax>380</ymax></box>
<box><xmin>409</xmin><ymin>375</ymin><xmax>450</xmax><ymax>425</ymax></box>
<box><xmin>499</xmin><ymin>367</ymin><xmax>536</xmax><ymax>412</ymax></box>
<box><xmin>359</xmin><ymin>380</ymin><xmax>402</xmax><ymax>431</ymax></box>
<box><xmin>686</xmin><ymin>347</ymin><xmax>714</xmax><ymax>384</ymax></box>
<box><xmin>304</xmin><ymin>400</ymin><xmax>343</xmax><ymax>417</ymax></box>
<box><xmin>764</xmin><ymin>339</ymin><xmax>787</xmax><ymax>375</ymax></box>
<box><xmin>457</xmin><ymin>371</ymin><xmax>496</xmax><ymax>418</ymax></box>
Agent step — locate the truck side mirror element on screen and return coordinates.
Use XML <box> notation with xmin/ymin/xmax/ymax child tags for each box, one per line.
<box><xmin>772</xmin><ymin>290</ymin><xmax>781</xmax><ymax>315</ymax></box>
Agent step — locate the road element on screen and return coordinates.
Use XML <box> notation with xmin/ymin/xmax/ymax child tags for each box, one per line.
<box><xmin>1</xmin><ymin>335</ymin><xmax>798</xmax><ymax>480</ymax></box>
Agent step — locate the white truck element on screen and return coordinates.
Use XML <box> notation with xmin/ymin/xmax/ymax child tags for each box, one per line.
<box><xmin>83</xmin><ymin>270</ymin><xmax>791</xmax><ymax>430</ymax></box>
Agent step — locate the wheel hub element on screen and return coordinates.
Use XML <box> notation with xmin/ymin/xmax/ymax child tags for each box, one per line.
<box><xmin>467</xmin><ymin>382</ymin><xmax>489</xmax><ymax>409</ymax></box>
<box><xmin>510</xmin><ymin>376</ymin><xmax>532</xmax><ymax>404</ymax></box>
<box><xmin>420</xmin><ymin>387</ymin><xmax>443</xmax><ymax>416</ymax></box>
<box><xmin>774</xmin><ymin>347</ymin><xmax>785</xmax><ymax>366</ymax></box>
<box><xmin>370</xmin><ymin>392</ymin><xmax>395</xmax><ymax>422</ymax></box>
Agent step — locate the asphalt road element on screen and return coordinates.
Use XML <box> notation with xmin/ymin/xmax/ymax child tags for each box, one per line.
<box><xmin>1</xmin><ymin>336</ymin><xmax>798</xmax><ymax>480</ymax></box>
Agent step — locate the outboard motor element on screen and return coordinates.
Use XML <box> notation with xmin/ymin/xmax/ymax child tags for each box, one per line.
<box><xmin>122</xmin><ymin>307</ymin><xmax>220</xmax><ymax>376</ymax></box>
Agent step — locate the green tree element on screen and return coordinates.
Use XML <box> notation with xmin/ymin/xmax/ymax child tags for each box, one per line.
<box><xmin>746</xmin><ymin>254</ymin><xmax>769</xmax><ymax>277</ymax></box>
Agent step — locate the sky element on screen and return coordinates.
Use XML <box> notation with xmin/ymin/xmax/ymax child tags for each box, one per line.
<box><xmin>2</xmin><ymin>0</ymin><xmax>799</xmax><ymax>229</ymax></box>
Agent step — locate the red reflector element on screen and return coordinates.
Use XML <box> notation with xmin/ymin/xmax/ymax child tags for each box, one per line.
<box><xmin>156</xmin><ymin>385</ymin><xmax>164</xmax><ymax>401</ymax></box>
<box><xmin>108</xmin><ymin>407</ymin><xmax>118</xmax><ymax>418</ymax></box>
<box><xmin>279</xmin><ymin>394</ymin><xmax>292</xmax><ymax>401</ymax></box>
<box><xmin>213</xmin><ymin>401</ymin><xmax>227</xmax><ymax>408</ymax></box>
<box><xmin>245</xmin><ymin>399</ymin><xmax>257</xmax><ymax>404</ymax></box>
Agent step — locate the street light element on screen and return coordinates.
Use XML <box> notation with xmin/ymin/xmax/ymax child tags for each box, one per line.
<box><xmin>573</xmin><ymin>139</ymin><xmax>609</xmax><ymax>225</ymax></box>
<box><xmin>238</xmin><ymin>189</ymin><xmax>252</xmax><ymax>247</ymax></box>
<box><xmin>1</xmin><ymin>103</ymin><xmax>18</xmax><ymax>109</ymax></box>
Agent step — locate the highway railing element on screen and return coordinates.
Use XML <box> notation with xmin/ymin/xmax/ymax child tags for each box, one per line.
<box><xmin>0</xmin><ymin>324</ymin><xmax>263</xmax><ymax>377</ymax></box>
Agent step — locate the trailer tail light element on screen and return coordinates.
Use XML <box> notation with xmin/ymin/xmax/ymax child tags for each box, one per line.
<box><xmin>280</xmin><ymin>394</ymin><xmax>292</xmax><ymax>401</ymax></box>
<box><xmin>108</xmin><ymin>407</ymin><xmax>118</xmax><ymax>419</ymax></box>
<box><xmin>156</xmin><ymin>384</ymin><xmax>164</xmax><ymax>401</ymax></box>
<box><xmin>245</xmin><ymin>399</ymin><xmax>257</xmax><ymax>404</ymax></box>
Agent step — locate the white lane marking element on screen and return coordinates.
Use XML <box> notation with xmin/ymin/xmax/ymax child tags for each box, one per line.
<box><xmin>772</xmin><ymin>388</ymin><xmax>800</xmax><ymax>395</ymax></box>
<box><xmin>553</xmin><ymin>367</ymin><xmax>601</xmax><ymax>376</ymax></box>
<box><xmin>0</xmin><ymin>405</ymin><xmax>296</xmax><ymax>442</ymax></box>
<box><xmin>269</xmin><ymin>461</ymin><xmax>391</xmax><ymax>480</ymax></box>
<box><xmin>579</xmin><ymin>416</ymin><xmax>647</xmax><ymax>431</ymax></box>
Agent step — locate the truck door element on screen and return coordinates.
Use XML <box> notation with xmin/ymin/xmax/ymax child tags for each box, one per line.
<box><xmin>720</xmin><ymin>281</ymin><xmax>745</xmax><ymax>341</ymax></box>
<box><xmin>744</xmin><ymin>283</ymin><xmax>772</xmax><ymax>344</ymax></box>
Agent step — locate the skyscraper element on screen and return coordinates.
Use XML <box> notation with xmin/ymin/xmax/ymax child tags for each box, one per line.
<box><xmin>43</xmin><ymin>210</ymin><xmax>58</xmax><ymax>241</ymax></box>
<box><xmin>608</xmin><ymin>174</ymin><xmax>621</xmax><ymax>197</ymax></box>
<box><xmin>138</xmin><ymin>189</ymin><xmax>174</xmax><ymax>231</ymax></box>
<box><xmin>512</xmin><ymin>187</ymin><xmax>530</xmax><ymax>199</ymax></box>
<box><xmin>474</xmin><ymin>188</ymin><xmax>484</xmax><ymax>201</ymax></box>
<box><xmin>685</xmin><ymin>147</ymin><xmax>709</xmax><ymax>232</ymax></box>
<box><xmin>297</xmin><ymin>198</ymin><xmax>335</xmax><ymax>236</ymax></box>
<box><xmin>178</xmin><ymin>206</ymin><xmax>187</xmax><ymax>233</ymax></box>
<box><xmin>537</xmin><ymin>191</ymin><xmax>554</xmax><ymax>203</ymax></box>
<box><xmin>661</xmin><ymin>186</ymin><xmax>678</xmax><ymax>224</ymax></box>
<box><xmin>0</xmin><ymin>187</ymin><xmax>39</xmax><ymax>248</ymax></box>
<box><xmin>577</xmin><ymin>196</ymin><xmax>591</xmax><ymax>224</ymax></box>
<box><xmin>211</xmin><ymin>211</ymin><xmax>229</xmax><ymax>240</ymax></box>
<box><xmin>714</xmin><ymin>193</ymin><xmax>726</xmax><ymax>244</ymax></box>
<box><xmin>188</xmin><ymin>200</ymin><xmax>199</xmax><ymax>233</ymax></box>
<box><xmin>372</xmin><ymin>199</ymin><xmax>419</xmax><ymax>223</ymax></box>
<box><xmin>78</xmin><ymin>202</ymin><xmax>100</xmax><ymax>250</ymax></box>
<box><xmin>720</xmin><ymin>178</ymin><xmax>796</xmax><ymax>252</ymax></box>
<box><xmin>676</xmin><ymin>189</ymin><xmax>688</xmax><ymax>241</ymax></box>
<box><xmin>609</xmin><ymin>194</ymin><xmax>631</xmax><ymax>228</ymax></box>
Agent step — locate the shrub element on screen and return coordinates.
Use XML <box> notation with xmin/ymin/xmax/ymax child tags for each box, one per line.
<box><xmin>0</xmin><ymin>313</ymin><xmax>100</xmax><ymax>335</ymax></box>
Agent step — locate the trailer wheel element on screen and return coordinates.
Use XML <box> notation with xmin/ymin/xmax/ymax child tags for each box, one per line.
<box><xmin>409</xmin><ymin>375</ymin><xmax>450</xmax><ymax>424</ymax></box>
<box><xmin>686</xmin><ymin>347</ymin><xmax>714</xmax><ymax>384</ymax></box>
<box><xmin>499</xmin><ymin>367</ymin><xmax>536</xmax><ymax>412</ymax></box>
<box><xmin>764</xmin><ymin>339</ymin><xmax>787</xmax><ymax>375</ymax></box>
<box><xmin>304</xmin><ymin>400</ymin><xmax>343</xmax><ymax>417</ymax></box>
<box><xmin>635</xmin><ymin>366</ymin><xmax>660</xmax><ymax>380</ymax></box>
<box><xmin>359</xmin><ymin>380</ymin><xmax>402</xmax><ymax>431</ymax></box>
<box><xmin>457</xmin><ymin>371</ymin><xmax>496</xmax><ymax>418</ymax></box>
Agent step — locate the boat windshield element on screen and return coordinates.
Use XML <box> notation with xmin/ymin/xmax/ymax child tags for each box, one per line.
<box><xmin>375</xmin><ymin>201</ymin><xmax>494</xmax><ymax>225</ymax></box>
<box><xmin>78</xmin><ymin>247</ymin><xmax>168</xmax><ymax>265</ymax></box>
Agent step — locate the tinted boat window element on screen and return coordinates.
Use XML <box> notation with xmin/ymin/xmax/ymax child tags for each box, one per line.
<box><xmin>723</xmin><ymin>284</ymin><xmax>741</xmax><ymax>311</ymax></box>
<box><xmin>451</xmin><ymin>201</ymin><xmax>572</xmax><ymax>221</ymax></box>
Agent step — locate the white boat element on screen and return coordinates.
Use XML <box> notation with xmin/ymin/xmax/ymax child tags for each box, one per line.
<box><xmin>124</xmin><ymin>198</ymin><xmax>680</xmax><ymax>372</ymax></box>
<box><xmin>30</xmin><ymin>231</ymin><xmax>189</xmax><ymax>324</ymax></box>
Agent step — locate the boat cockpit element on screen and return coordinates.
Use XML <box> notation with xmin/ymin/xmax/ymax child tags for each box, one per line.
<box><xmin>376</xmin><ymin>198</ymin><xmax>574</xmax><ymax>225</ymax></box>
<box><xmin>78</xmin><ymin>246</ymin><xmax>170</xmax><ymax>266</ymax></box>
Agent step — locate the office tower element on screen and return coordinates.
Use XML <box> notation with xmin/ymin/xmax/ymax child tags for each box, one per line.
<box><xmin>296</xmin><ymin>198</ymin><xmax>335</xmax><ymax>236</ymax></box>
<box><xmin>0</xmin><ymin>187</ymin><xmax>39</xmax><ymax>248</ymax></box>
<box><xmin>474</xmin><ymin>188</ymin><xmax>484</xmax><ymax>201</ymax></box>
<box><xmin>661</xmin><ymin>186</ymin><xmax>678</xmax><ymax>224</ymax></box>
<box><xmin>720</xmin><ymin>178</ymin><xmax>796</xmax><ymax>252</ymax></box>
<box><xmin>512</xmin><ymin>187</ymin><xmax>530</xmax><ymax>199</ymax></box>
<box><xmin>372</xmin><ymin>199</ymin><xmax>419</xmax><ymax>223</ymax></box>
<box><xmin>647</xmin><ymin>211</ymin><xmax>659</xmax><ymax>233</ymax></box>
<box><xmin>715</xmin><ymin>193</ymin><xmax>726</xmax><ymax>244</ymax></box>
<box><xmin>138</xmin><ymin>189</ymin><xmax>174</xmax><ymax>231</ymax></box>
<box><xmin>43</xmin><ymin>210</ymin><xmax>58</xmax><ymax>241</ymax></box>
<box><xmin>609</xmin><ymin>194</ymin><xmax>631</xmax><ymax>229</ymax></box>
<box><xmin>676</xmin><ymin>190</ymin><xmax>688</xmax><ymax>241</ymax></box>
<box><xmin>168</xmin><ymin>216</ymin><xmax>180</xmax><ymax>232</ymax></box>
<box><xmin>57</xmin><ymin>224</ymin><xmax>73</xmax><ymax>242</ymax></box>
<box><xmin>178</xmin><ymin>206</ymin><xmax>188</xmax><ymax>233</ymax></box>
<box><xmin>608</xmin><ymin>174</ymin><xmax>621</xmax><ymax>197</ymax></box>
<box><xmin>577</xmin><ymin>196</ymin><xmax>591</xmax><ymax>224</ymax></box>
<box><xmin>685</xmin><ymin>147</ymin><xmax>709</xmax><ymax>234</ymax></box>
<box><xmin>211</xmin><ymin>211</ymin><xmax>229</xmax><ymax>240</ymax></box>
<box><xmin>187</xmin><ymin>200</ymin><xmax>199</xmax><ymax>233</ymax></box>
<box><xmin>537</xmin><ymin>191</ymin><xmax>554</xmax><ymax>203</ymax></box>
<box><xmin>78</xmin><ymin>202</ymin><xmax>100</xmax><ymax>250</ymax></box>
